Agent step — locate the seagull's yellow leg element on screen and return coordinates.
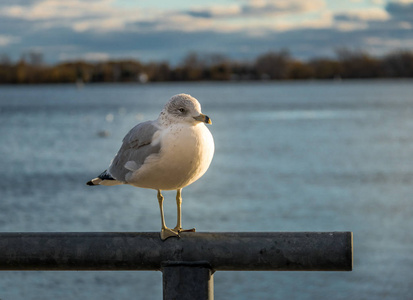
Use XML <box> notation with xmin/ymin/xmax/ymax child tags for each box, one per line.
<box><xmin>173</xmin><ymin>188</ymin><xmax>196</xmax><ymax>233</ymax></box>
<box><xmin>157</xmin><ymin>190</ymin><xmax>179</xmax><ymax>240</ymax></box>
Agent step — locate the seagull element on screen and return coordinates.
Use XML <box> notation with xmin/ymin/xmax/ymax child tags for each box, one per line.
<box><xmin>87</xmin><ymin>94</ymin><xmax>214</xmax><ymax>240</ymax></box>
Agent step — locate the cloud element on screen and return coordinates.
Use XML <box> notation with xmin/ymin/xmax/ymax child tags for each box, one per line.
<box><xmin>0</xmin><ymin>0</ymin><xmax>144</xmax><ymax>32</ymax></box>
<box><xmin>0</xmin><ymin>0</ymin><xmax>43</xmax><ymax>6</ymax></box>
<box><xmin>180</xmin><ymin>0</ymin><xmax>329</xmax><ymax>34</ymax></box>
<box><xmin>186</xmin><ymin>5</ymin><xmax>241</xmax><ymax>18</ymax></box>
<box><xmin>0</xmin><ymin>0</ymin><xmax>112</xmax><ymax>20</ymax></box>
<box><xmin>334</xmin><ymin>8</ymin><xmax>390</xmax><ymax>22</ymax></box>
<box><xmin>59</xmin><ymin>52</ymin><xmax>110</xmax><ymax>62</ymax></box>
<box><xmin>0</xmin><ymin>0</ymin><xmax>413</xmax><ymax>64</ymax></box>
<box><xmin>370</xmin><ymin>0</ymin><xmax>385</xmax><ymax>5</ymax></box>
<box><xmin>0</xmin><ymin>0</ymin><xmax>327</xmax><ymax>37</ymax></box>
<box><xmin>365</xmin><ymin>36</ymin><xmax>413</xmax><ymax>48</ymax></box>
<box><xmin>24</xmin><ymin>22</ymin><xmax>411</xmax><ymax>63</ymax></box>
<box><xmin>386</xmin><ymin>0</ymin><xmax>413</xmax><ymax>20</ymax></box>
<box><xmin>0</xmin><ymin>35</ymin><xmax>20</xmax><ymax>46</ymax></box>
<box><xmin>241</xmin><ymin>0</ymin><xmax>325</xmax><ymax>17</ymax></box>
<box><xmin>332</xmin><ymin>7</ymin><xmax>390</xmax><ymax>32</ymax></box>
<box><xmin>186</xmin><ymin>0</ymin><xmax>325</xmax><ymax>19</ymax></box>
<box><xmin>259</xmin><ymin>11</ymin><xmax>333</xmax><ymax>32</ymax></box>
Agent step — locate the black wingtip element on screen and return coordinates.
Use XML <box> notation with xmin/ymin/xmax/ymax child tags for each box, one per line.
<box><xmin>86</xmin><ymin>181</ymin><xmax>95</xmax><ymax>186</ymax></box>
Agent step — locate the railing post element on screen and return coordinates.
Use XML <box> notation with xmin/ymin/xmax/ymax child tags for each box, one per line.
<box><xmin>162</xmin><ymin>261</ymin><xmax>214</xmax><ymax>300</ymax></box>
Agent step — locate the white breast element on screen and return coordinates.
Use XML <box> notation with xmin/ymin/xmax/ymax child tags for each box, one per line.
<box><xmin>127</xmin><ymin>123</ymin><xmax>214</xmax><ymax>190</ymax></box>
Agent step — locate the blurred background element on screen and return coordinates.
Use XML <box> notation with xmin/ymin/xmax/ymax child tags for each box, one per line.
<box><xmin>1</xmin><ymin>0</ymin><xmax>413</xmax><ymax>299</ymax></box>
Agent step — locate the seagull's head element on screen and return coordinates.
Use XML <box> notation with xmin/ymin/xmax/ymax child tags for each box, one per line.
<box><xmin>161</xmin><ymin>94</ymin><xmax>212</xmax><ymax>126</ymax></box>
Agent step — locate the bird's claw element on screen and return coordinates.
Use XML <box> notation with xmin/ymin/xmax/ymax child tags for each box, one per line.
<box><xmin>160</xmin><ymin>227</ymin><xmax>196</xmax><ymax>240</ymax></box>
<box><xmin>160</xmin><ymin>228</ymin><xmax>180</xmax><ymax>240</ymax></box>
<box><xmin>174</xmin><ymin>227</ymin><xmax>196</xmax><ymax>233</ymax></box>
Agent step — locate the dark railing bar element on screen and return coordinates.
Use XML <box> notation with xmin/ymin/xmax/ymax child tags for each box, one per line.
<box><xmin>0</xmin><ymin>232</ymin><xmax>353</xmax><ymax>271</ymax></box>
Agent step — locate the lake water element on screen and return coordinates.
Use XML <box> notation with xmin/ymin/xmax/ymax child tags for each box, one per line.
<box><xmin>0</xmin><ymin>81</ymin><xmax>412</xmax><ymax>299</ymax></box>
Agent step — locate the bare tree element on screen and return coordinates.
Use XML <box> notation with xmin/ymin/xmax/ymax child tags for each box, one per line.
<box><xmin>254</xmin><ymin>50</ymin><xmax>291</xmax><ymax>80</ymax></box>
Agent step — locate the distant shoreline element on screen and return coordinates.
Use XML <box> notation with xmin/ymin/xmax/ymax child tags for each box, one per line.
<box><xmin>2</xmin><ymin>78</ymin><xmax>413</xmax><ymax>87</ymax></box>
<box><xmin>1</xmin><ymin>49</ymin><xmax>413</xmax><ymax>84</ymax></box>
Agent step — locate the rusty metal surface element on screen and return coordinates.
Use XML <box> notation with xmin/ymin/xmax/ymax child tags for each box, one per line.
<box><xmin>0</xmin><ymin>232</ymin><xmax>353</xmax><ymax>271</ymax></box>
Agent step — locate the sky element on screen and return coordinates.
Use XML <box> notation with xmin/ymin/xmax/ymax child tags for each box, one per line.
<box><xmin>0</xmin><ymin>0</ymin><xmax>413</xmax><ymax>64</ymax></box>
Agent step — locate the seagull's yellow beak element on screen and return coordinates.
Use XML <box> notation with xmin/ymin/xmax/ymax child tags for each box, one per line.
<box><xmin>193</xmin><ymin>113</ymin><xmax>212</xmax><ymax>124</ymax></box>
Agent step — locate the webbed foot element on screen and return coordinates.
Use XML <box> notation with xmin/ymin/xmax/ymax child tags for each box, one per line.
<box><xmin>174</xmin><ymin>227</ymin><xmax>196</xmax><ymax>233</ymax></box>
<box><xmin>160</xmin><ymin>228</ymin><xmax>180</xmax><ymax>240</ymax></box>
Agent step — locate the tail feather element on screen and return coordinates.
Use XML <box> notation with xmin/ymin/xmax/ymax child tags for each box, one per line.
<box><xmin>86</xmin><ymin>170</ymin><xmax>123</xmax><ymax>186</ymax></box>
<box><xmin>86</xmin><ymin>178</ymin><xmax>102</xmax><ymax>186</ymax></box>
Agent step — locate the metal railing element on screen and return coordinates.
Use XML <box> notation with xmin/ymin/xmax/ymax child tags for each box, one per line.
<box><xmin>0</xmin><ymin>232</ymin><xmax>353</xmax><ymax>299</ymax></box>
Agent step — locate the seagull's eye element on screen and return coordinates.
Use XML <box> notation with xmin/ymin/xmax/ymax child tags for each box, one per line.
<box><xmin>178</xmin><ymin>108</ymin><xmax>186</xmax><ymax>113</ymax></box>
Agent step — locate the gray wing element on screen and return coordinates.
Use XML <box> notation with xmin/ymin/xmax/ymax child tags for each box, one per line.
<box><xmin>108</xmin><ymin>120</ymin><xmax>161</xmax><ymax>182</ymax></box>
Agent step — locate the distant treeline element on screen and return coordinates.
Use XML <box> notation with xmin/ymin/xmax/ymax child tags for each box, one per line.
<box><xmin>1</xmin><ymin>49</ymin><xmax>413</xmax><ymax>84</ymax></box>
